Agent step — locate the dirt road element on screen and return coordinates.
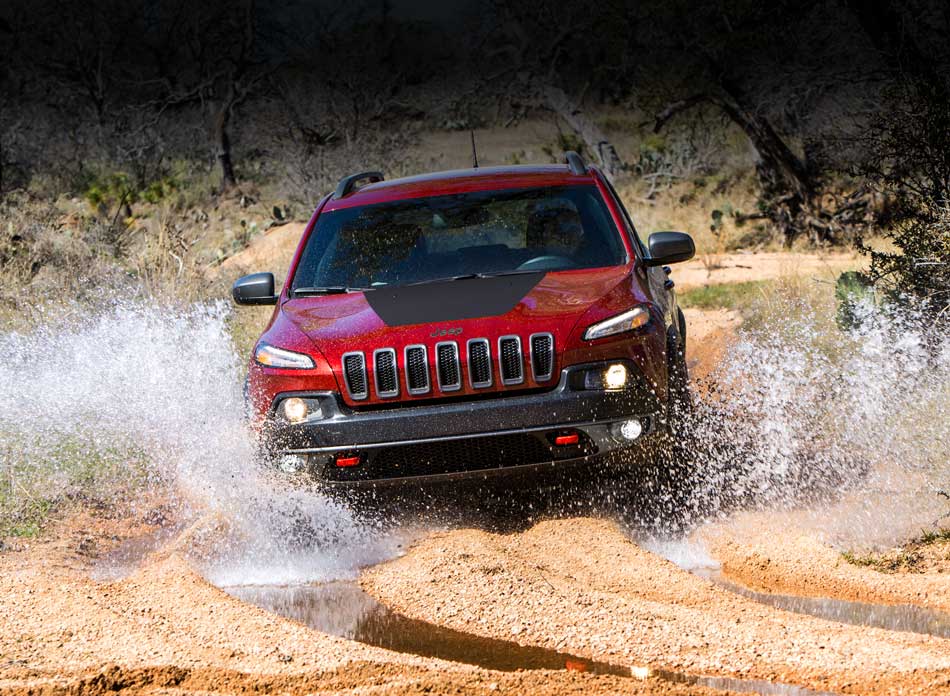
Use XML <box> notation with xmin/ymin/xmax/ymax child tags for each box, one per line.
<box><xmin>362</xmin><ymin>519</ymin><xmax>949</xmax><ymax>695</ymax></box>
<box><xmin>0</xmin><ymin>512</ymin><xmax>719</xmax><ymax>695</ymax></box>
<box><xmin>3</xmin><ymin>497</ymin><xmax>948</xmax><ymax>695</ymax></box>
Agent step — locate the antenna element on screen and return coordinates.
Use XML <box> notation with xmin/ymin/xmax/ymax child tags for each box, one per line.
<box><xmin>470</xmin><ymin>130</ymin><xmax>479</xmax><ymax>169</ymax></box>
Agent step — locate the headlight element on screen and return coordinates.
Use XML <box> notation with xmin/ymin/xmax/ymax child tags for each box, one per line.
<box><xmin>604</xmin><ymin>364</ymin><xmax>628</xmax><ymax>389</ymax></box>
<box><xmin>582</xmin><ymin>363</ymin><xmax>630</xmax><ymax>390</ymax></box>
<box><xmin>583</xmin><ymin>306</ymin><xmax>650</xmax><ymax>341</ymax></box>
<box><xmin>254</xmin><ymin>343</ymin><xmax>315</xmax><ymax>369</ymax></box>
<box><xmin>278</xmin><ymin>396</ymin><xmax>324</xmax><ymax>423</ymax></box>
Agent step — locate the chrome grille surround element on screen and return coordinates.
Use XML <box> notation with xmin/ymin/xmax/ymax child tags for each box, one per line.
<box><xmin>341</xmin><ymin>351</ymin><xmax>368</xmax><ymax>400</ymax></box>
<box><xmin>497</xmin><ymin>335</ymin><xmax>524</xmax><ymax>385</ymax></box>
<box><xmin>404</xmin><ymin>344</ymin><xmax>430</xmax><ymax>395</ymax></box>
<box><xmin>372</xmin><ymin>348</ymin><xmax>399</xmax><ymax>398</ymax></box>
<box><xmin>466</xmin><ymin>338</ymin><xmax>493</xmax><ymax>388</ymax></box>
<box><xmin>435</xmin><ymin>341</ymin><xmax>462</xmax><ymax>392</ymax></box>
<box><xmin>529</xmin><ymin>332</ymin><xmax>555</xmax><ymax>382</ymax></box>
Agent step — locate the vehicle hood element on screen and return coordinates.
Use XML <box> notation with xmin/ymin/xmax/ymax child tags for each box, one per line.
<box><xmin>281</xmin><ymin>266</ymin><xmax>631</xmax><ymax>345</ymax></box>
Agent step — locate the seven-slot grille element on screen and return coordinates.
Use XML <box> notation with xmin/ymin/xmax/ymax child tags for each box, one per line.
<box><xmin>342</xmin><ymin>333</ymin><xmax>554</xmax><ymax>400</ymax></box>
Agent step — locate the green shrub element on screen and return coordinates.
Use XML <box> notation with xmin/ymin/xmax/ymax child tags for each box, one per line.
<box><xmin>83</xmin><ymin>170</ymin><xmax>179</xmax><ymax>215</ymax></box>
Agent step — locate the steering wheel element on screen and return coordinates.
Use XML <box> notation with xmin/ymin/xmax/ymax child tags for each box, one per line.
<box><xmin>516</xmin><ymin>255</ymin><xmax>577</xmax><ymax>271</ymax></box>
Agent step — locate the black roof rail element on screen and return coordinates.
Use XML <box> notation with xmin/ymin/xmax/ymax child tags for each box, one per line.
<box><xmin>333</xmin><ymin>171</ymin><xmax>384</xmax><ymax>199</ymax></box>
<box><xmin>564</xmin><ymin>151</ymin><xmax>587</xmax><ymax>175</ymax></box>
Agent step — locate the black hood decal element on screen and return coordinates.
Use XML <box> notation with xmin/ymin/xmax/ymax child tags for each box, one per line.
<box><xmin>363</xmin><ymin>272</ymin><xmax>545</xmax><ymax>327</ymax></box>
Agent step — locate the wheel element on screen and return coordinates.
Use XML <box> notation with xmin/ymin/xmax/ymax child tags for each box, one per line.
<box><xmin>667</xmin><ymin>310</ymin><xmax>692</xmax><ymax>436</ymax></box>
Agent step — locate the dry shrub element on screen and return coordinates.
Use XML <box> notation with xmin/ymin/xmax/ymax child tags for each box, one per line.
<box><xmin>0</xmin><ymin>196</ymin><xmax>128</xmax><ymax>317</ymax></box>
<box><xmin>0</xmin><ymin>192</ymin><xmax>223</xmax><ymax>326</ymax></box>
<box><xmin>277</xmin><ymin>127</ymin><xmax>423</xmax><ymax>206</ymax></box>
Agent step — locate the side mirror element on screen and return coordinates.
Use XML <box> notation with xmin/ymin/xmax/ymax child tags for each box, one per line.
<box><xmin>232</xmin><ymin>272</ymin><xmax>278</xmax><ymax>305</ymax></box>
<box><xmin>645</xmin><ymin>231</ymin><xmax>695</xmax><ymax>266</ymax></box>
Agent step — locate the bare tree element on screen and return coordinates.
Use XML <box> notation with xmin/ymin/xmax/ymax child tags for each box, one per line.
<box><xmin>481</xmin><ymin>0</ymin><xmax>635</xmax><ymax>179</ymax></box>
<box><xmin>140</xmin><ymin>0</ymin><xmax>274</xmax><ymax>190</ymax></box>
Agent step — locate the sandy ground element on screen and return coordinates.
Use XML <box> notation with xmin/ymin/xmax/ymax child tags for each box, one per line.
<box><xmin>0</xmin><ymin>512</ymin><xmax>710</xmax><ymax>696</ymax></box>
<box><xmin>672</xmin><ymin>251</ymin><xmax>859</xmax><ymax>290</ymax></box>
<box><xmin>361</xmin><ymin>519</ymin><xmax>950</xmax><ymax>695</ymax></box>
<box><xmin>703</xmin><ymin>500</ymin><xmax>950</xmax><ymax>613</ymax></box>
<box><xmin>5</xmin><ymin>506</ymin><xmax>948</xmax><ymax>695</ymax></box>
<box><xmin>218</xmin><ymin>222</ymin><xmax>306</xmax><ymax>285</ymax></box>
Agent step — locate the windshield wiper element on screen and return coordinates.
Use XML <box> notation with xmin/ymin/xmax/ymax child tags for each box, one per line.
<box><xmin>405</xmin><ymin>270</ymin><xmax>540</xmax><ymax>287</ymax></box>
<box><xmin>479</xmin><ymin>270</ymin><xmax>543</xmax><ymax>279</ymax></box>
<box><xmin>293</xmin><ymin>286</ymin><xmax>369</xmax><ymax>296</ymax></box>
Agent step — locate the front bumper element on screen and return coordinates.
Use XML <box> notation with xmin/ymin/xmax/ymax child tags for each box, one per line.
<box><xmin>264</xmin><ymin>360</ymin><xmax>666</xmax><ymax>487</ymax></box>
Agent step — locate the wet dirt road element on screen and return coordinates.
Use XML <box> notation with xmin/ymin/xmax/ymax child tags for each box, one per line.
<box><xmin>2</xmin><ymin>493</ymin><xmax>949</xmax><ymax>695</ymax></box>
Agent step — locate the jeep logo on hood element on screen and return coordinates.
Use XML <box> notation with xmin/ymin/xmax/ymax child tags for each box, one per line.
<box><xmin>430</xmin><ymin>328</ymin><xmax>462</xmax><ymax>337</ymax></box>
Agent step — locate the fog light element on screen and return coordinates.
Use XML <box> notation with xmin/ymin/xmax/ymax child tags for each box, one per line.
<box><xmin>282</xmin><ymin>397</ymin><xmax>308</xmax><ymax>423</ymax></box>
<box><xmin>277</xmin><ymin>454</ymin><xmax>306</xmax><ymax>473</ymax></box>
<box><xmin>619</xmin><ymin>418</ymin><xmax>642</xmax><ymax>441</ymax></box>
<box><xmin>604</xmin><ymin>363</ymin><xmax>628</xmax><ymax>390</ymax></box>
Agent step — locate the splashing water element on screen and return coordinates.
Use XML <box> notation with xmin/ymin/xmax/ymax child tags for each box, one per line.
<box><xmin>1</xmin><ymin>291</ymin><xmax>947</xmax><ymax>579</ymax></box>
<box><xmin>0</xmin><ymin>300</ymin><xmax>402</xmax><ymax>584</ymax></box>
<box><xmin>678</xmin><ymin>298</ymin><xmax>950</xmax><ymax>547</ymax></box>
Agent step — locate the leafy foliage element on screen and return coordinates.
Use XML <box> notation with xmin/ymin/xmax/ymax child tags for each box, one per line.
<box><xmin>84</xmin><ymin>172</ymin><xmax>178</xmax><ymax>215</ymax></box>
<box><xmin>858</xmin><ymin>78</ymin><xmax>950</xmax><ymax>325</ymax></box>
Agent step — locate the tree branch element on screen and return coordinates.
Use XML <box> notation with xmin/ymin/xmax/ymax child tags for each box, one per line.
<box><xmin>653</xmin><ymin>94</ymin><xmax>711</xmax><ymax>133</ymax></box>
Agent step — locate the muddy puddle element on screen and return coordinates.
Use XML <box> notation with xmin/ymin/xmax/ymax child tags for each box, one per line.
<box><xmin>227</xmin><ymin>581</ymin><xmax>835</xmax><ymax>696</ymax></box>
<box><xmin>695</xmin><ymin>568</ymin><xmax>950</xmax><ymax>639</ymax></box>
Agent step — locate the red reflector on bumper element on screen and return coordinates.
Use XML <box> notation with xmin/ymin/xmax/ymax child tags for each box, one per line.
<box><xmin>335</xmin><ymin>455</ymin><xmax>361</xmax><ymax>467</ymax></box>
<box><xmin>554</xmin><ymin>433</ymin><xmax>579</xmax><ymax>446</ymax></box>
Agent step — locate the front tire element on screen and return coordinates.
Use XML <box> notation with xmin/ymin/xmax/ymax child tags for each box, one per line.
<box><xmin>667</xmin><ymin>310</ymin><xmax>692</xmax><ymax>437</ymax></box>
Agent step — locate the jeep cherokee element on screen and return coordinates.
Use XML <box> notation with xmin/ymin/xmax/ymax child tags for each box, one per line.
<box><xmin>233</xmin><ymin>152</ymin><xmax>695</xmax><ymax>489</ymax></box>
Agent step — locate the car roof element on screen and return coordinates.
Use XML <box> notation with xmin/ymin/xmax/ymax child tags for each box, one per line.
<box><xmin>322</xmin><ymin>164</ymin><xmax>598</xmax><ymax>211</ymax></box>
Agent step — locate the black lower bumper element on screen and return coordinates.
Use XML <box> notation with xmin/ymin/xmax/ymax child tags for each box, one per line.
<box><xmin>265</xmin><ymin>360</ymin><xmax>666</xmax><ymax>487</ymax></box>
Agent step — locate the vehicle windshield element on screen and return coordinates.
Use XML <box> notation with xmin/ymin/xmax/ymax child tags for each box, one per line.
<box><xmin>291</xmin><ymin>185</ymin><xmax>627</xmax><ymax>292</ymax></box>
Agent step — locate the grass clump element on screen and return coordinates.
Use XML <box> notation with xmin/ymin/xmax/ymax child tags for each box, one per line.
<box><xmin>0</xmin><ymin>434</ymin><xmax>153</xmax><ymax>540</ymax></box>
<box><xmin>841</xmin><ymin>549</ymin><xmax>926</xmax><ymax>574</ymax></box>
<box><xmin>841</xmin><ymin>528</ymin><xmax>950</xmax><ymax>574</ymax></box>
<box><xmin>678</xmin><ymin>279</ymin><xmax>775</xmax><ymax>310</ymax></box>
<box><xmin>0</xmin><ymin>498</ymin><xmax>53</xmax><ymax>538</ymax></box>
<box><xmin>915</xmin><ymin>528</ymin><xmax>950</xmax><ymax>546</ymax></box>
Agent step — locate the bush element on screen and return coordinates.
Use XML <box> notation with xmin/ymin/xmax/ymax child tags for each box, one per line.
<box><xmin>859</xmin><ymin>77</ymin><xmax>950</xmax><ymax>328</ymax></box>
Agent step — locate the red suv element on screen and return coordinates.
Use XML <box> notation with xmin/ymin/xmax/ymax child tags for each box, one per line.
<box><xmin>233</xmin><ymin>152</ymin><xmax>694</xmax><ymax>489</ymax></box>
